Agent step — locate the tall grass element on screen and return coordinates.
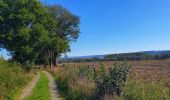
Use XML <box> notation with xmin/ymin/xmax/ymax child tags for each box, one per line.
<box><xmin>0</xmin><ymin>58</ymin><xmax>33</xmax><ymax>100</ymax></box>
<box><xmin>49</xmin><ymin>65</ymin><xmax>96</xmax><ymax>100</ymax></box>
<box><xmin>50</xmin><ymin>62</ymin><xmax>170</xmax><ymax>100</ymax></box>
<box><xmin>118</xmin><ymin>69</ymin><xmax>170</xmax><ymax>100</ymax></box>
<box><xmin>119</xmin><ymin>79</ymin><xmax>170</xmax><ymax>100</ymax></box>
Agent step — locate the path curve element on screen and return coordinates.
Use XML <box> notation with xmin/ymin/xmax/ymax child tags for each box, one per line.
<box><xmin>43</xmin><ymin>71</ymin><xmax>60</xmax><ymax>100</ymax></box>
<box><xmin>19</xmin><ymin>72</ymin><xmax>40</xmax><ymax>100</ymax></box>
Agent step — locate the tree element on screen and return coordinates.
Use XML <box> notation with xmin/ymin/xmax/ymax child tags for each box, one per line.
<box><xmin>0</xmin><ymin>1</ymin><xmax>80</xmax><ymax>67</ymax></box>
<box><xmin>46</xmin><ymin>5</ymin><xmax>80</xmax><ymax>66</ymax></box>
<box><xmin>0</xmin><ymin>0</ymin><xmax>36</xmax><ymax>62</ymax></box>
<box><xmin>0</xmin><ymin>0</ymin><xmax>54</xmax><ymax>63</ymax></box>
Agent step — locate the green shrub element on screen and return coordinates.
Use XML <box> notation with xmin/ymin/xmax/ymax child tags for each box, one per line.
<box><xmin>23</xmin><ymin>61</ymin><xmax>34</xmax><ymax>72</ymax></box>
<box><xmin>0</xmin><ymin>58</ymin><xmax>32</xmax><ymax>100</ymax></box>
<box><xmin>93</xmin><ymin>62</ymin><xmax>131</xmax><ymax>97</ymax></box>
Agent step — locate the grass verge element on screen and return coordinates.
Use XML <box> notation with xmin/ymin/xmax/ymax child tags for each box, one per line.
<box><xmin>0</xmin><ymin>58</ymin><xmax>34</xmax><ymax>100</ymax></box>
<box><xmin>49</xmin><ymin>67</ymin><xmax>96</xmax><ymax>100</ymax></box>
<box><xmin>25</xmin><ymin>71</ymin><xmax>50</xmax><ymax>100</ymax></box>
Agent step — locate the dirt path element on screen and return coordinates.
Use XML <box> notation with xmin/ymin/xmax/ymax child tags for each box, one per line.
<box><xmin>18</xmin><ymin>72</ymin><xmax>40</xmax><ymax>100</ymax></box>
<box><xmin>43</xmin><ymin>71</ymin><xmax>60</xmax><ymax>100</ymax></box>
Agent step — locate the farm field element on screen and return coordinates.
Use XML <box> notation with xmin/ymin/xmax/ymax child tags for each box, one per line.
<box><xmin>63</xmin><ymin>59</ymin><xmax>170</xmax><ymax>77</ymax></box>
<box><xmin>62</xmin><ymin>60</ymin><xmax>170</xmax><ymax>84</ymax></box>
<box><xmin>64</xmin><ymin>59</ymin><xmax>170</xmax><ymax>67</ymax></box>
<box><xmin>50</xmin><ymin>59</ymin><xmax>170</xmax><ymax>99</ymax></box>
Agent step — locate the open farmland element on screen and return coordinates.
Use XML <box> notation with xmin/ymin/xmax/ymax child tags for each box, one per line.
<box><xmin>49</xmin><ymin>59</ymin><xmax>170</xmax><ymax>99</ymax></box>
<box><xmin>62</xmin><ymin>59</ymin><xmax>170</xmax><ymax>77</ymax></box>
<box><xmin>60</xmin><ymin>60</ymin><xmax>170</xmax><ymax>82</ymax></box>
<box><xmin>63</xmin><ymin>60</ymin><xmax>170</xmax><ymax>84</ymax></box>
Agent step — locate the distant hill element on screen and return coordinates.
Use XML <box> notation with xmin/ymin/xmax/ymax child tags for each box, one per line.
<box><xmin>69</xmin><ymin>55</ymin><xmax>105</xmax><ymax>59</ymax></box>
<box><xmin>143</xmin><ymin>50</ymin><xmax>170</xmax><ymax>55</ymax></box>
<box><xmin>60</xmin><ymin>50</ymin><xmax>170</xmax><ymax>63</ymax></box>
<box><xmin>68</xmin><ymin>50</ymin><xmax>170</xmax><ymax>59</ymax></box>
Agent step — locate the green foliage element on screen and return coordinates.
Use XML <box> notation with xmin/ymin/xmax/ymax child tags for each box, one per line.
<box><xmin>0</xmin><ymin>0</ymin><xmax>40</xmax><ymax>63</ymax></box>
<box><xmin>0</xmin><ymin>0</ymin><xmax>80</xmax><ymax>66</ymax></box>
<box><xmin>47</xmin><ymin>5</ymin><xmax>80</xmax><ymax>42</ymax></box>
<box><xmin>23</xmin><ymin>61</ymin><xmax>34</xmax><ymax>72</ymax></box>
<box><xmin>41</xmin><ymin>5</ymin><xmax>80</xmax><ymax>66</ymax></box>
<box><xmin>120</xmin><ymin>79</ymin><xmax>170</xmax><ymax>100</ymax></box>
<box><xmin>93</xmin><ymin>62</ymin><xmax>131</xmax><ymax>97</ymax></box>
<box><xmin>0</xmin><ymin>58</ymin><xmax>32</xmax><ymax>100</ymax></box>
<box><xmin>78</xmin><ymin>65</ymin><xmax>94</xmax><ymax>79</ymax></box>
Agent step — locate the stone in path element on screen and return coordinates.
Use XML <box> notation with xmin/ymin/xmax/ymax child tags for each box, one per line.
<box><xmin>18</xmin><ymin>72</ymin><xmax>40</xmax><ymax>100</ymax></box>
<box><xmin>43</xmin><ymin>71</ymin><xmax>61</xmax><ymax>100</ymax></box>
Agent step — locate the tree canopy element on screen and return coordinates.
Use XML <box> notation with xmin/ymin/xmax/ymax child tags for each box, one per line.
<box><xmin>0</xmin><ymin>0</ymin><xmax>80</xmax><ymax>66</ymax></box>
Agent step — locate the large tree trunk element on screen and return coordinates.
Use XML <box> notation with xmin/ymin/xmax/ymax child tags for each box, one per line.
<box><xmin>53</xmin><ymin>58</ymin><xmax>56</xmax><ymax>67</ymax></box>
<box><xmin>48</xmin><ymin>59</ymin><xmax>52</xmax><ymax>68</ymax></box>
<box><xmin>53</xmin><ymin>53</ymin><xmax>58</xmax><ymax>67</ymax></box>
<box><xmin>48</xmin><ymin>50</ymin><xmax>53</xmax><ymax>68</ymax></box>
<box><xmin>53</xmin><ymin>58</ymin><xmax>58</xmax><ymax>67</ymax></box>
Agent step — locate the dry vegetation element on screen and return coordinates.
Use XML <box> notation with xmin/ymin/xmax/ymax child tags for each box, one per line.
<box><xmin>50</xmin><ymin>59</ymin><xmax>170</xmax><ymax>100</ymax></box>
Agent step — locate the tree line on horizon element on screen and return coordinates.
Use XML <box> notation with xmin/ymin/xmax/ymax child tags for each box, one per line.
<box><xmin>0</xmin><ymin>0</ymin><xmax>80</xmax><ymax>67</ymax></box>
<box><xmin>60</xmin><ymin>52</ymin><xmax>170</xmax><ymax>63</ymax></box>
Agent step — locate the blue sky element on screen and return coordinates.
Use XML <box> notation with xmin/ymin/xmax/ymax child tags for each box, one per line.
<box><xmin>1</xmin><ymin>0</ymin><xmax>170</xmax><ymax>58</ymax></box>
<box><xmin>41</xmin><ymin>0</ymin><xmax>170</xmax><ymax>56</ymax></box>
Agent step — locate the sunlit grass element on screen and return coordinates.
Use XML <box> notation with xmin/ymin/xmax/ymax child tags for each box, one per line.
<box><xmin>25</xmin><ymin>72</ymin><xmax>50</xmax><ymax>100</ymax></box>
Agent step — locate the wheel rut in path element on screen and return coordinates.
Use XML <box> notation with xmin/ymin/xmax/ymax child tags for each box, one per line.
<box><xmin>43</xmin><ymin>71</ymin><xmax>61</xmax><ymax>100</ymax></box>
<box><xmin>19</xmin><ymin>72</ymin><xmax>40</xmax><ymax>100</ymax></box>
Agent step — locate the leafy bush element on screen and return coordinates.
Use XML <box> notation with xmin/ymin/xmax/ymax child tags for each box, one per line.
<box><xmin>23</xmin><ymin>61</ymin><xmax>34</xmax><ymax>72</ymax></box>
<box><xmin>93</xmin><ymin>62</ymin><xmax>131</xmax><ymax>97</ymax></box>
<box><xmin>0</xmin><ymin>58</ymin><xmax>33</xmax><ymax>100</ymax></box>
